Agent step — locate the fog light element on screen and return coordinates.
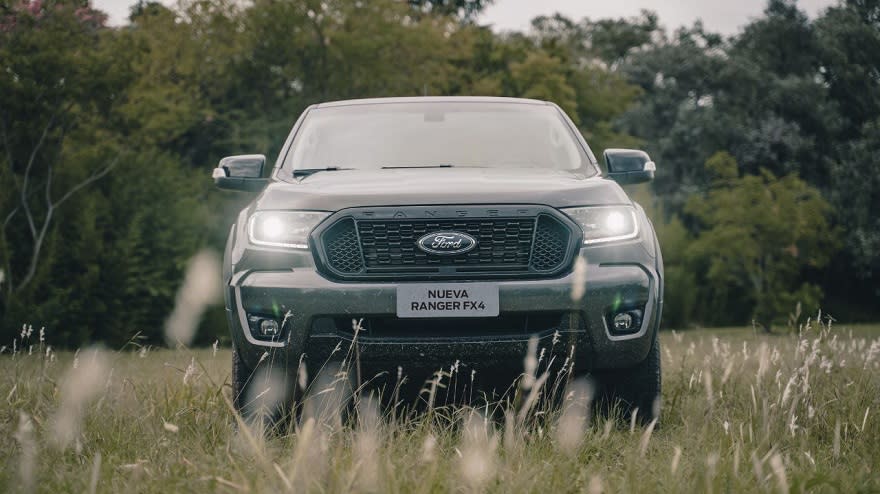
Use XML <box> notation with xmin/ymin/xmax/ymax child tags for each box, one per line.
<box><xmin>247</xmin><ymin>314</ymin><xmax>282</xmax><ymax>340</ymax></box>
<box><xmin>259</xmin><ymin>319</ymin><xmax>279</xmax><ymax>336</ymax></box>
<box><xmin>613</xmin><ymin>312</ymin><xmax>634</xmax><ymax>331</ymax></box>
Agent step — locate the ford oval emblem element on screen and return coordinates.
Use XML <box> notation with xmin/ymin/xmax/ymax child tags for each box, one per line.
<box><xmin>416</xmin><ymin>231</ymin><xmax>477</xmax><ymax>255</ymax></box>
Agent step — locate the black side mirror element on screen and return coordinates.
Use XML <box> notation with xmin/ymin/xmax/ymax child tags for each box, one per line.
<box><xmin>603</xmin><ymin>149</ymin><xmax>656</xmax><ymax>185</ymax></box>
<box><xmin>212</xmin><ymin>154</ymin><xmax>268</xmax><ymax>191</ymax></box>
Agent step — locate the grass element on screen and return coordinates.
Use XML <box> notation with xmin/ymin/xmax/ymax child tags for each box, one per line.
<box><xmin>1</xmin><ymin>321</ymin><xmax>879</xmax><ymax>493</ymax></box>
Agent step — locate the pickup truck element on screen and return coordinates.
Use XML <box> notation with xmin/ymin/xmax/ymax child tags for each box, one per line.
<box><xmin>213</xmin><ymin>96</ymin><xmax>663</xmax><ymax>424</ymax></box>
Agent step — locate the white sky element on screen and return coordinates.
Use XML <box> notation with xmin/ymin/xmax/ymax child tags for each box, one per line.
<box><xmin>92</xmin><ymin>0</ymin><xmax>838</xmax><ymax>34</ymax></box>
<box><xmin>480</xmin><ymin>0</ymin><xmax>837</xmax><ymax>34</ymax></box>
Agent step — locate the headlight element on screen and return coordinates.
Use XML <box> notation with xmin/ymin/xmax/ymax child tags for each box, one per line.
<box><xmin>562</xmin><ymin>206</ymin><xmax>640</xmax><ymax>245</ymax></box>
<box><xmin>247</xmin><ymin>211</ymin><xmax>330</xmax><ymax>249</ymax></box>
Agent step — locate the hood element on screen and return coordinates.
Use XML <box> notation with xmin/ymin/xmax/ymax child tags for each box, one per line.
<box><xmin>255</xmin><ymin>168</ymin><xmax>630</xmax><ymax>211</ymax></box>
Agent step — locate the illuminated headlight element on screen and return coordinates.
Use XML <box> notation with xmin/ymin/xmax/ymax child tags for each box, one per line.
<box><xmin>562</xmin><ymin>206</ymin><xmax>640</xmax><ymax>245</ymax></box>
<box><xmin>247</xmin><ymin>211</ymin><xmax>330</xmax><ymax>249</ymax></box>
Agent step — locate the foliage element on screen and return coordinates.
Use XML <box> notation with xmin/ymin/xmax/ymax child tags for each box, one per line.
<box><xmin>829</xmin><ymin>119</ymin><xmax>880</xmax><ymax>275</ymax></box>
<box><xmin>408</xmin><ymin>0</ymin><xmax>492</xmax><ymax>22</ymax></box>
<box><xmin>684</xmin><ymin>152</ymin><xmax>837</xmax><ymax>329</ymax></box>
<box><xmin>619</xmin><ymin>0</ymin><xmax>880</xmax><ymax>320</ymax></box>
<box><xmin>0</xmin><ymin>0</ymin><xmax>124</xmax><ymax>295</ymax></box>
<box><xmin>0</xmin><ymin>1</ymin><xmax>209</xmax><ymax>346</ymax></box>
<box><xmin>1</xmin><ymin>0</ymin><xmax>876</xmax><ymax>345</ymax></box>
<box><xmin>653</xmin><ymin>213</ymin><xmax>697</xmax><ymax>329</ymax></box>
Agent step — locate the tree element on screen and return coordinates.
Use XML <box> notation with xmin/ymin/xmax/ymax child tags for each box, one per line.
<box><xmin>0</xmin><ymin>1</ymin><xmax>212</xmax><ymax>346</ymax></box>
<box><xmin>829</xmin><ymin>119</ymin><xmax>880</xmax><ymax>279</ymax></box>
<box><xmin>732</xmin><ymin>0</ymin><xmax>818</xmax><ymax>77</ymax></box>
<box><xmin>0</xmin><ymin>1</ymin><xmax>125</xmax><ymax>298</ymax></box>
<box><xmin>685</xmin><ymin>152</ymin><xmax>837</xmax><ymax>329</ymax></box>
<box><xmin>1</xmin><ymin>0</ymin><xmax>873</xmax><ymax>342</ymax></box>
<box><xmin>614</xmin><ymin>0</ymin><xmax>880</xmax><ymax>322</ymax></box>
<box><xmin>583</xmin><ymin>10</ymin><xmax>660</xmax><ymax>69</ymax></box>
<box><xmin>509</xmin><ymin>52</ymin><xmax>577</xmax><ymax>119</ymax></box>
<box><xmin>815</xmin><ymin>0</ymin><xmax>880</xmax><ymax>135</ymax></box>
<box><xmin>408</xmin><ymin>0</ymin><xmax>492</xmax><ymax>22</ymax></box>
<box><xmin>528</xmin><ymin>13</ymin><xmax>646</xmax><ymax>152</ymax></box>
<box><xmin>617</xmin><ymin>23</ymin><xmax>731</xmax><ymax>205</ymax></box>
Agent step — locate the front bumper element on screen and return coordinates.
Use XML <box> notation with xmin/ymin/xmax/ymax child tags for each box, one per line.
<box><xmin>227</xmin><ymin>250</ymin><xmax>661</xmax><ymax>375</ymax></box>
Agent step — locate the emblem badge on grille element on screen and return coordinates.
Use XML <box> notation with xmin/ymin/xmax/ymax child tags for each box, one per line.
<box><xmin>416</xmin><ymin>231</ymin><xmax>477</xmax><ymax>255</ymax></box>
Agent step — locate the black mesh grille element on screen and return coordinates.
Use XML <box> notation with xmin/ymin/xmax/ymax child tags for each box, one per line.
<box><xmin>530</xmin><ymin>215</ymin><xmax>570</xmax><ymax>271</ymax></box>
<box><xmin>314</xmin><ymin>312</ymin><xmax>584</xmax><ymax>339</ymax></box>
<box><xmin>323</xmin><ymin>219</ymin><xmax>363</xmax><ymax>273</ymax></box>
<box><xmin>319</xmin><ymin>212</ymin><xmax>573</xmax><ymax>279</ymax></box>
<box><xmin>359</xmin><ymin>219</ymin><xmax>534</xmax><ymax>269</ymax></box>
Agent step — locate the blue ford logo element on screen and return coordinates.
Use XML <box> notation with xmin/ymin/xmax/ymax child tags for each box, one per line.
<box><xmin>417</xmin><ymin>231</ymin><xmax>477</xmax><ymax>255</ymax></box>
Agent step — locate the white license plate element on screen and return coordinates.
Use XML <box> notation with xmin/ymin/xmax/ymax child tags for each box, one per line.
<box><xmin>396</xmin><ymin>283</ymin><xmax>500</xmax><ymax>318</ymax></box>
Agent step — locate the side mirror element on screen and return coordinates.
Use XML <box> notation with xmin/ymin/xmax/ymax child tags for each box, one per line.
<box><xmin>212</xmin><ymin>154</ymin><xmax>268</xmax><ymax>191</ymax></box>
<box><xmin>603</xmin><ymin>149</ymin><xmax>656</xmax><ymax>185</ymax></box>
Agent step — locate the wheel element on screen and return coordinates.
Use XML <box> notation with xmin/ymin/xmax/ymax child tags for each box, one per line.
<box><xmin>596</xmin><ymin>336</ymin><xmax>661</xmax><ymax>425</ymax></box>
<box><xmin>231</xmin><ymin>347</ymin><xmax>293</xmax><ymax>431</ymax></box>
<box><xmin>231</xmin><ymin>346</ymin><xmax>253</xmax><ymax>416</ymax></box>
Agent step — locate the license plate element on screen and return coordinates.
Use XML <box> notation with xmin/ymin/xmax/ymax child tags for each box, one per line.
<box><xmin>396</xmin><ymin>283</ymin><xmax>500</xmax><ymax>318</ymax></box>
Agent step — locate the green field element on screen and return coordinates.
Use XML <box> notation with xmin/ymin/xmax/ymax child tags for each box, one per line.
<box><xmin>2</xmin><ymin>323</ymin><xmax>878</xmax><ymax>493</ymax></box>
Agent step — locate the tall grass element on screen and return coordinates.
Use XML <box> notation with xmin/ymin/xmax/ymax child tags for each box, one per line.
<box><xmin>2</xmin><ymin>320</ymin><xmax>879</xmax><ymax>493</ymax></box>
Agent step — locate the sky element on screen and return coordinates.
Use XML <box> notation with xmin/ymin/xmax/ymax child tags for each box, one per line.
<box><xmin>92</xmin><ymin>0</ymin><xmax>838</xmax><ymax>34</ymax></box>
<box><xmin>479</xmin><ymin>0</ymin><xmax>836</xmax><ymax>34</ymax></box>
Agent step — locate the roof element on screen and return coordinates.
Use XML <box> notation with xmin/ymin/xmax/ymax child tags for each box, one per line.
<box><xmin>314</xmin><ymin>96</ymin><xmax>552</xmax><ymax>109</ymax></box>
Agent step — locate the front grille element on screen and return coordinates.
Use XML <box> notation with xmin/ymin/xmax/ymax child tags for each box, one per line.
<box><xmin>323</xmin><ymin>219</ymin><xmax>364</xmax><ymax>273</ymax></box>
<box><xmin>531</xmin><ymin>215</ymin><xmax>569</xmax><ymax>271</ymax></box>
<box><xmin>359</xmin><ymin>218</ymin><xmax>534</xmax><ymax>269</ymax></box>
<box><xmin>317</xmin><ymin>209</ymin><xmax>575</xmax><ymax>280</ymax></box>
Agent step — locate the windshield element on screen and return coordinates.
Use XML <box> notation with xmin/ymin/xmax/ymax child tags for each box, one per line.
<box><xmin>283</xmin><ymin>101</ymin><xmax>597</xmax><ymax>175</ymax></box>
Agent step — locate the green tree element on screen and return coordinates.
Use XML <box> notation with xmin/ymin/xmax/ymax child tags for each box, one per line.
<box><xmin>407</xmin><ymin>0</ymin><xmax>491</xmax><ymax>21</ymax></box>
<box><xmin>0</xmin><ymin>1</ymin><xmax>211</xmax><ymax>346</ymax></box>
<box><xmin>815</xmin><ymin>0</ymin><xmax>880</xmax><ymax>297</ymax></box>
<box><xmin>815</xmin><ymin>0</ymin><xmax>880</xmax><ymax>135</ymax></box>
<box><xmin>509</xmin><ymin>51</ymin><xmax>577</xmax><ymax>119</ymax></box>
<box><xmin>6</xmin><ymin>0</ymin><xmax>875</xmax><ymax>342</ymax></box>
<box><xmin>0</xmin><ymin>0</ymin><xmax>126</xmax><ymax>305</ymax></box>
<box><xmin>617</xmin><ymin>0</ymin><xmax>880</xmax><ymax>320</ymax></box>
<box><xmin>829</xmin><ymin>119</ymin><xmax>880</xmax><ymax>279</ymax></box>
<box><xmin>619</xmin><ymin>1</ymin><xmax>836</xmax><ymax>201</ymax></box>
<box><xmin>525</xmin><ymin>13</ymin><xmax>647</xmax><ymax>151</ymax></box>
<box><xmin>633</xmin><ymin>189</ymin><xmax>697</xmax><ymax>329</ymax></box>
<box><xmin>685</xmin><ymin>152</ymin><xmax>837</xmax><ymax>330</ymax></box>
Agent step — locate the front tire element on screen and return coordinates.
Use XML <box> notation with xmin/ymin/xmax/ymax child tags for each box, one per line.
<box><xmin>231</xmin><ymin>347</ymin><xmax>253</xmax><ymax>416</ymax></box>
<box><xmin>596</xmin><ymin>336</ymin><xmax>661</xmax><ymax>424</ymax></box>
<box><xmin>231</xmin><ymin>347</ymin><xmax>293</xmax><ymax>431</ymax></box>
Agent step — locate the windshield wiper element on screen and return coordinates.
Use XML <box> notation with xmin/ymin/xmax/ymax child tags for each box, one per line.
<box><xmin>380</xmin><ymin>164</ymin><xmax>454</xmax><ymax>169</ymax></box>
<box><xmin>293</xmin><ymin>166</ymin><xmax>354</xmax><ymax>177</ymax></box>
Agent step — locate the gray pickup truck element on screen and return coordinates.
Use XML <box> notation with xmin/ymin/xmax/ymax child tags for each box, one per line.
<box><xmin>214</xmin><ymin>97</ymin><xmax>663</xmax><ymax>422</ymax></box>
